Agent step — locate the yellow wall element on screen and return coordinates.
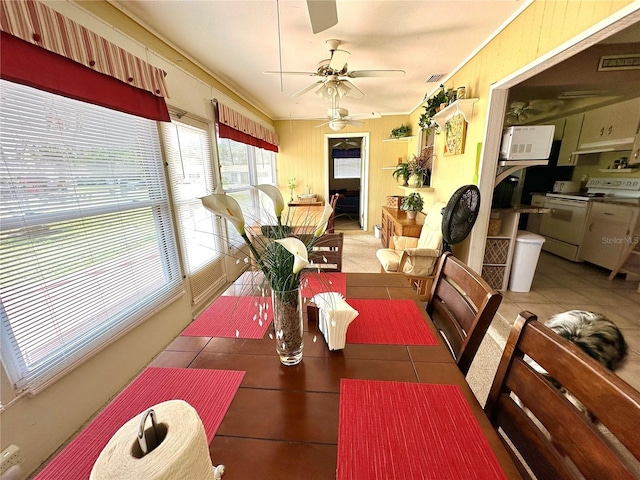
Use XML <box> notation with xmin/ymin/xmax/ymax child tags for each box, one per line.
<box><xmin>274</xmin><ymin>116</ymin><xmax>412</xmax><ymax>229</ymax></box>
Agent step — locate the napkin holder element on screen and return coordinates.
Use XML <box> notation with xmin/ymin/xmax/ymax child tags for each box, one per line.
<box><xmin>311</xmin><ymin>292</ymin><xmax>358</xmax><ymax>351</ymax></box>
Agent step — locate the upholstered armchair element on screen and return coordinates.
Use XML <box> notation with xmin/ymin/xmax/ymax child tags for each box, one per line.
<box><xmin>375</xmin><ymin>202</ymin><xmax>446</xmax><ymax>299</ymax></box>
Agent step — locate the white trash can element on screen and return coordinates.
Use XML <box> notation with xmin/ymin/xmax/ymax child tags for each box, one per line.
<box><xmin>508</xmin><ymin>230</ymin><xmax>546</xmax><ymax>292</ymax></box>
<box><xmin>373</xmin><ymin>225</ymin><xmax>381</xmax><ymax>239</ymax></box>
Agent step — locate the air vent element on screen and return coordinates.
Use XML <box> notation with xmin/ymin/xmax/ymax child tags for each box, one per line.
<box><xmin>424</xmin><ymin>73</ymin><xmax>446</xmax><ymax>83</ymax></box>
<box><xmin>598</xmin><ymin>54</ymin><xmax>640</xmax><ymax>71</ymax></box>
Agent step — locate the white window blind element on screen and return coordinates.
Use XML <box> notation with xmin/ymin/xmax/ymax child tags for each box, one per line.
<box><xmin>161</xmin><ymin>119</ymin><xmax>225</xmax><ymax>305</ymax></box>
<box><xmin>333</xmin><ymin>157</ymin><xmax>361</xmax><ymax>179</ymax></box>
<box><xmin>0</xmin><ymin>80</ymin><xmax>183</xmax><ymax>392</ymax></box>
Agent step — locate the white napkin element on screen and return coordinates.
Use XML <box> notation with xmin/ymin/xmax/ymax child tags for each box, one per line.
<box><xmin>312</xmin><ymin>292</ymin><xmax>359</xmax><ymax>351</ymax></box>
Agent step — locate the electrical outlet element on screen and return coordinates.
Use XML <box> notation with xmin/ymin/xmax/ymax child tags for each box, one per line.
<box><xmin>0</xmin><ymin>445</ymin><xmax>23</xmax><ymax>474</ymax></box>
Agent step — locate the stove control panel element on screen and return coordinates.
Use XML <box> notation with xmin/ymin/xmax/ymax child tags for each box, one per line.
<box><xmin>586</xmin><ymin>177</ymin><xmax>640</xmax><ymax>191</ymax></box>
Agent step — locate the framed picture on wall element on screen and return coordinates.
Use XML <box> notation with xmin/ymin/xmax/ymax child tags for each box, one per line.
<box><xmin>444</xmin><ymin>113</ymin><xmax>467</xmax><ymax>156</ymax></box>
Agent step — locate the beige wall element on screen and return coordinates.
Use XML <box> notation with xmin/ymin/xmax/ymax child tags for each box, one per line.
<box><xmin>1</xmin><ymin>0</ymin><xmax>635</xmax><ymax>478</ymax></box>
<box><xmin>274</xmin><ymin>116</ymin><xmax>412</xmax><ymax>229</ymax></box>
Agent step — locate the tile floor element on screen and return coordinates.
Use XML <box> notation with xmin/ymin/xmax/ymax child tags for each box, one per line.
<box><xmin>496</xmin><ymin>250</ymin><xmax>640</xmax><ymax>392</ymax></box>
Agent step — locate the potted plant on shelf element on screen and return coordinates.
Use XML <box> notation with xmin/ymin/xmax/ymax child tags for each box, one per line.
<box><xmin>392</xmin><ymin>162</ymin><xmax>411</xmax><ymax>186</ymax></box>
<box><xmin>418</xmin><ymin>84</ymin><xmax>453</xmax><ymax>134</ymax></box>
<box><xmin>407</xmin><ymin>145</ymin><xmax>434</xmax><ymax>187</ymax></box>
<box><xmin>401</xmin><ymin>192</ymin><xmax>424</xmax><ymax>220</ymax></box>
<box><xmin>390</xmin><ymin>124</ymin><xmax>411</xmax><ymax>139</ymax></box>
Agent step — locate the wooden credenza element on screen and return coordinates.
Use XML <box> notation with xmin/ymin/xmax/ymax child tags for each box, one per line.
<box><xmin>380</xmin><ymin>206</ymin><xmax>425</xmax><ymax>248</ymax></box>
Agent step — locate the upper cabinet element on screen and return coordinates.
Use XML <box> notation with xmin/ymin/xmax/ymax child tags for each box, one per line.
<box><xmin>556</xmin><ymin>113</ymin><xmax>585</xmax><ymax>166</ymax></box>
<box><xmin>578</xmin><ymin>98</ymin><xmax>640</xmax><ymax>149</ymax></box>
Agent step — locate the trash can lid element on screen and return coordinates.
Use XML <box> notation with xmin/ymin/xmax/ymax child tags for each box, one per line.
<box><xmin>515</xmin><ymin>230</ymin><xmax>546</xmax><ymax>244</ymax></box>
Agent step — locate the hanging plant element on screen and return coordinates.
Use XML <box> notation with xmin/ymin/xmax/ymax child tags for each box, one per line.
<box><xmin>418</xmin><ymin>84</ymin><xmax>453</xmax><ymax>133</ymax></box>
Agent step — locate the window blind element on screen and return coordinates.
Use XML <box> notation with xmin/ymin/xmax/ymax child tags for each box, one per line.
<box><xmin>161</xmin><ymin>119</ymin><xmax>226</xmax><ymax>305</ymax></box>
<box><xmin>0</xmin><ymin>80</ymin><xmax>183</xmax><ymax>392</ymax></box>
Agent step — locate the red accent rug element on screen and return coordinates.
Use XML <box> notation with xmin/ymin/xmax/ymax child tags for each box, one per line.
<box><xmin>34</xmin><ymin>367</ymin><xmax>244</xmax><ymax>480</ymax></box>
<box><xmin>337</xmin><ymin>379</ymin><xmax>508</xmax><ymax>480</ymax></box>
<box><xmin>301</xmin><ymin>272</ymin><xmax>346</xmax><ymax>299</ymax></box>
<box><xmin>181</xmin><ymin>295</ymin><xmax>272</xmax><ymax>338</ymax></box>
<box><xmin>345</xmin><ymin>299</ymin><xmax>438</xmax><ymax>345</ymax></box>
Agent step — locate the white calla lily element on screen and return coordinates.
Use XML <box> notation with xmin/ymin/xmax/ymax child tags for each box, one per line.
<box><xmin>314</xmin><ymin>204</ymin><xmax>334</xmax><ymax>237</ymax></box>
<box><xmin>275</xmin><ymin>238</ymin><xmax>309</xmax><ymax>274</ymax></box>
<box><xmin>256</xmin><ymin>184</ymin><xmax>285</xmax><ymax>220</ymax></box>
<box><xmin>201</xmin><ymin>194</ymin><xmax>245</xmax><ymax>235</ymax></box>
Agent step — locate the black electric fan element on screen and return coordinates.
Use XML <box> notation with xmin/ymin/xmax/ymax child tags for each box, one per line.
<box><xmin>441</xmin><ymin>185</ymin><xmax>481</xmax><ymax>253</ymax></box>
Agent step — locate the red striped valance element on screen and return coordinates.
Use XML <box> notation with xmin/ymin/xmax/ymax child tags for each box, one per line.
<box><xmin>0</xmin><ymin>0</ymin><xmax>169</xmax><ymax>99</ymax></box>
<box><xmin>218</xmin><ymin>103</ymin><xmax>279</xmax><ymax>152</ymax></box>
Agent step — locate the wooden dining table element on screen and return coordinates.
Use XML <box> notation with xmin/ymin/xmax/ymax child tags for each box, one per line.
<box><xmin>151</xmin><ymin>272</ymin><xmax>523</xmax><ymax>479</ymax></box>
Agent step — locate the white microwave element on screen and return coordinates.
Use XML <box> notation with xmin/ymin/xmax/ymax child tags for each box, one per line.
<box><xmin>500</xmin><ymin>125</ymin><xmax>555</xmax><ymax>160</ymax></box>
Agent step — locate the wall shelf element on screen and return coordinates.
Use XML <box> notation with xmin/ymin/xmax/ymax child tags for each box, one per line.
<box><xmin>598</xmin><ymin>168</ymin><xmax>638</xmax><ymax>173</ymax></box>
<box><xmin>399</xmin><ymin>186</ymin><xmax>435</xmax><ymax>193</ymax></box>
<box><xmin>383</xmin><ymin>136</ymin><xmax>416</xmax><ymax>142</ymax></box>
<box><xmin>432</xmin><ymin>98</ymin><xmax>479</xmax><ymax>130</ymax></box>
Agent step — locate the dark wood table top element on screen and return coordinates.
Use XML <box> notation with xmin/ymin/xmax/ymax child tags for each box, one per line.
<box><xmin>151</xmin><ymin>272</ymin><xmax>522</xmax><ymax>479</ymax></box>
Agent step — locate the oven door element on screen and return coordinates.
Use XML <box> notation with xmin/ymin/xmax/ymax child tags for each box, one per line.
<box><xmin>540</xmin><ymin>197</ymin><xmax>589</xmax><ymax>245</ymax></box>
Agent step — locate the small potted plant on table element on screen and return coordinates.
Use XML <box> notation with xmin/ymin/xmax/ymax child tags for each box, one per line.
<box><xmin>401</xmin><ymin>192</ymin><xmax>424</xmax><ymax>220</ymax></box>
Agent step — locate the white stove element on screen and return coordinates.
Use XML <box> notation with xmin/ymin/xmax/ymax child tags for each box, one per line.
<box><xmin>540</xmin><ymin>177</ymin><xmax>640</xmax><ymax>261</ymax></box>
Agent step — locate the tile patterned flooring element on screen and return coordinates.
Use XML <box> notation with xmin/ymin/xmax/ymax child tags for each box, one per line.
<box><xmin>496</xmin><ymin>251</ymin><xmax>640</xmax><ymax>392</ymax></box>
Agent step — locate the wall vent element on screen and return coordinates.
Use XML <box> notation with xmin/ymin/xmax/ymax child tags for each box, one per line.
<box><xmin>597</xmin><ymin>54</ymin><xmax>640</xmax><ymax>71</ymax></box>
<box><xmin>424</xmin><ymin>73</ymin><xmax>446</xmax><ymax>83</ymax></box>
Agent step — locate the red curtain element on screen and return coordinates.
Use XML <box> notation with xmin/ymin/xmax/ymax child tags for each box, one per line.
<box><xmin>217</xmin><ymin>122</ymin><xmax>279</xmax><ymax>153</ymax></box>
<box><xmin>1</xmin><ymin>32</ymin><xmax>170</xmax><ymax>122</ymax></box>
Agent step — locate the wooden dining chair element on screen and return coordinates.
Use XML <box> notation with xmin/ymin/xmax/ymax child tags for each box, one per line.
<box><xmin>307</xmin><ymin>232</ymin><xmax>344</xmax><ymax>272</ymax></box>
<box><xmin>425</xmin><ymin>251</ymin><xmax>502</xmax><ymax>375</ymax></box>
<box><xmin>484</xmin><ymin>311</ymin><xmax>640</xmax><ymax>480</ymax></box>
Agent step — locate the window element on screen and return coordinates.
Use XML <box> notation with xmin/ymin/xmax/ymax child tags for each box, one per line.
<box><xmin>162</xmin><ymin>119</ymin><xmax>225</xmax><ymax>304</ymax></box>
<box><xmin>0</xmin><ymin>80</ymin><xmax>182</xmax><ymax>392</ymax></box>
<box><xmin>333</xmin><ymin>157</ymin><xmax>361</xmax><ymax>179</ymax></box>
<box><xmin>217</xmin><ymin>137</ymin><xmax>276</xmax><ymax>241</ymax></box>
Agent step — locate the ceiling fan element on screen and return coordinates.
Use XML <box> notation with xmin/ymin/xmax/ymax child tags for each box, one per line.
<box><xmin>504</xmin><ymin>99</ymin><xmax>567</xmax><ymax>125</ymax></box>
<box><xmin>264</xmin><ymin>39</ymin><xmax>405</xmax><ymax>99</ymax></box>
<box><xmin>333</xmin><ymin>138</ymin><xmax>361</xmax><ymax>149</ymax></box>
<box><xmin>316</xmin><ymin>107</ymin><xmax>380</xmax><ymax>131</ymax></box>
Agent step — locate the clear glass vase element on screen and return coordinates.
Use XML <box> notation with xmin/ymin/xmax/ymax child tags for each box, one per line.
<box><xmin>271</xmin><ymin>288</ymin><xmax>304</xmax><ymax>366</ymax></box>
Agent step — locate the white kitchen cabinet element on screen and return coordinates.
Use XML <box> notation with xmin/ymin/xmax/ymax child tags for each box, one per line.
<box><xmin>578</xmin><ymin>98</ymin><xmax>640</xmax><ymax>149</ymax></box>
<box><xmin>578</xmin><ymin>202</ymin><xmax>639</xmax><ymax>271</ymax></box>
<box><xmin>556</xmin><ymin>113</ymin><xmax>585</xmax><ymax>166</ymax></box>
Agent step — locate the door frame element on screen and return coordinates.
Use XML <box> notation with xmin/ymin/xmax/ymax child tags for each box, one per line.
<box><xmin>324</xmin><ymin>132</ymin><xmax>370</xmax><ymax>231</ymax></box>
<box><xmin>468</xmin><ymin>5</ymin><xmax>640</xmax><ymax>273</ymax></box>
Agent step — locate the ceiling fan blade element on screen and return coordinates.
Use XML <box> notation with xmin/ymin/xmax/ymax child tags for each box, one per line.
<box><xmin>348</xmin><ymin>112</ymin><xmax>382</xmax><ymax>119</ymax></box>
<box><xmin>263</xmin><ymin>71</ymin><xmax>318</xmax><ymax>76</ymax></box>
<box><xmin>292</xmin><ymin>80</ymin><xmax>324</xmax><ymax>98</ymax></box>
<box><xmin>307</xmin><ymin>0</ymin><xmax>338</xmax><ymax>34</ymax></box>
<box><xmin>347</xmin><ymin>70</ymin><xmax>406</xmax><ymax>78</ymax></box>
<box><xmin>329</xmin><ymin>49</ymin><xmax>350</xmax><ymax>71</ymax></box>
<box><xmin>315</xmin><ymin>120</ymin><xmax>331</xmax><ymax>128</ymax></box>
<box><xmin>346</xmin><ymin>119</ymin><xmax>364</xmax><ymax>126</ymax></box>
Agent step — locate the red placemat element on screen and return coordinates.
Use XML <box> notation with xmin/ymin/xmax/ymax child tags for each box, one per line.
<box><xmin>301</xmin><ymin>272</ymin><xmax>347</xmax><ymax>299</ymax></box>
<box><xmin>345</xmin><ymin>299</ymin><xmax>437</xmax><ymax>345</ymax></box>
<box><xmin>35</xmin><ymin>367</ymin><xmax>244</xmax><ymax>480</ymax></box>
<box><xmin>337</xmin><ymin>379</ymin><xmax>508</xmax><ymax>480</ymax></box>
<box><xmin>181</xmin><ymin>295</ymin><xmax>272</xmax><ymax>338</ymax></box>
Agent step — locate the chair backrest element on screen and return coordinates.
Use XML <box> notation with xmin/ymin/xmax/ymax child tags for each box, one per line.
<box><xmin>485</xmin><ymin>312</ymin><xmax>640</xmax><ymax>480</ymax></box>
<box><xmin>326</xmin><ymin>193</ymin><xmax>340</xmax><ymax>233</ymax></box>
<box><xmin>307</xmin><ymin>232</ymin><xmax>343</xmax><ymax>271</ymax></box>
<box><xmin>426</xmin><ymin>252</ymin><xmax>502</xmax><ymax>374</ymax></box>
<box><xmin>417</xmin><ymin>201</ymin><xmax>446</xmax><ymax>250</ymax></box>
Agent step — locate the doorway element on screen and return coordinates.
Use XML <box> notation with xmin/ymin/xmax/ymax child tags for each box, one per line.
<box><xmin>468</xmin><ymin>7</ymin><xmax>640</xmax><ymax>273</ymax></box>
<box><xmin>325</xmin><ymin>133</ymin><xmax>370</xmax><ymax>231</ymax></box>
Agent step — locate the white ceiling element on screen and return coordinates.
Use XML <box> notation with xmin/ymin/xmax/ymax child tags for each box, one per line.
<box><xmin>112</xmin><ymin>0</ymin><xmax>525</xmax><ymax>122</ymax></box>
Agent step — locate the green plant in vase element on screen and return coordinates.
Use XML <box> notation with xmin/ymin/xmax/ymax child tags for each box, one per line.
<box><xmin>390</xmin><ymin>124</ymin><xmax>411</xmax><ymax>139</ymax></box>
<box><xmin>401</xmin><ymin>192</ymin><xmax>424</xmax><ymax>220</ymax></box>
<box><xmin>392</xmin><ymin>163</ymin><xmax>411</xmax><ymax>186</ymax></box>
